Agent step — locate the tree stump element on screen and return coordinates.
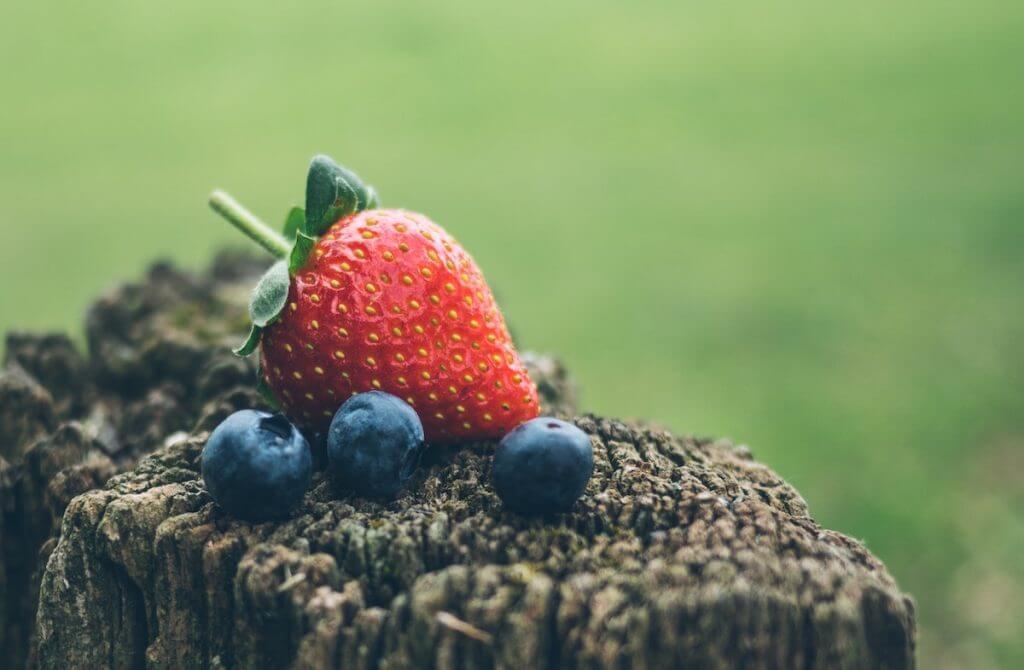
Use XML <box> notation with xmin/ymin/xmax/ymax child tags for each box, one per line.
<box><xmin>2</xmin><ymin>255</ymin><xmax>915</xmax><ymax>669</ymax></box>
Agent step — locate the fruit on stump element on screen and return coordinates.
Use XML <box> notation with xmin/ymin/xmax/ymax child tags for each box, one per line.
<box><xmin>209</xmin><ymin>155</ymin><xmax>540</xmax><ymax>443</ymax></box>
<box><xmin>201</xmin><ymin>410</ymin><xmax>312</xmax><ymax>521</ymax></box>
<box><xmin>492</xmin><ymin>417</ymin><xmax>594</xmax><ymax>515</ymax></box>
<box><xmin>327</xmin><ymin>391</ymin><xmax>425</xmax><ymax>499</ymax></box>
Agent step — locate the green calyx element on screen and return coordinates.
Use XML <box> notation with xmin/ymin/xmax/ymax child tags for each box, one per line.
<box><xmin>305</xmin><ymin>155</ymin><xmax>380</xmax><ymax>236</ymax></box>
<box><xmin>208</xmin><ymin>155</ymin><xmax>379</xmax><ymax>358</ymax></box>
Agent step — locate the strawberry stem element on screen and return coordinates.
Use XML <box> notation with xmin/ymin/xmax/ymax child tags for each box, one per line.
<box><xmin>209</xmin><ymin>190</ymin><xmax>291</xmax><ymax>259</ymax></box>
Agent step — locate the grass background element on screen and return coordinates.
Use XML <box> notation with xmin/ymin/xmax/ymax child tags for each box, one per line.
<box><xmin>1</xmin><ymin>1</ymin><xmax>1022</xmax><ymax>666</ymax></box>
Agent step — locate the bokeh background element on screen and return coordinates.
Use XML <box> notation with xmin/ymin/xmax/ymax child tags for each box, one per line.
<box><xmin>1</xmin><ymin>1</ymin><xmax>1021</xmax><ymax>666</ymax></box>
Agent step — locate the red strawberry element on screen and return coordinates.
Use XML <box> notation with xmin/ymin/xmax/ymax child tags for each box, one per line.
<box><xmin>210</xmin><ymin>157</ymin><xmax>539</xmax><ymax>443</ymax></box>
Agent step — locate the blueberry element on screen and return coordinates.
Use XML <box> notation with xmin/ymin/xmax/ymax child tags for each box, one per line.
<box><xmin>327</xmin><ymin>391</ymin><xmax>425</xmax><ymax>499</ymax></box>
<box><xmin>201</xmin><ymin>410</ymin><xmax>312</xmax><ymax>522</ymax></box>
<box><xmin>492</xmin><ymin>417</ymin><xmax>594</xmax><ymax>515</ymax></box>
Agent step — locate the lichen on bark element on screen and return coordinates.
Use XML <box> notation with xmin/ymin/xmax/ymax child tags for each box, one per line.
<box><xmin>2</xmin><ymin>253</ymin><xmax>914</xmax><ymax>669</ymax></box>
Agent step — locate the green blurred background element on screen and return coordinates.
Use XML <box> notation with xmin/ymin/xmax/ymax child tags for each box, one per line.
<box><xmin>1</xmin><ymin>1</ymin><xmax>1021</xmax><ymax>666</ymax></box>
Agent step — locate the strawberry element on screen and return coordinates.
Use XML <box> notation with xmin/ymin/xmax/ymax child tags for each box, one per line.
<box><xmin>209</xmin><ymin>156</ymin><xmax>539</xmax><ymax>442</ymax></box>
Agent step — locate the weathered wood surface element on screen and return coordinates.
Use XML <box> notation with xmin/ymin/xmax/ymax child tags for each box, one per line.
<box><xmin>0</xmin><ymin>254</ymin><xmax>914</xmax><ymax>669</ymax></box>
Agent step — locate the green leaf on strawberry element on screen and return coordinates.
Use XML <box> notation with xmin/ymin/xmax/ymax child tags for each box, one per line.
<box><xmin>231</xmin><ymin>227</ymin><xmax>311</xmax><ymax>356</ymax></box>
<box><xmin>288</xmin><ymin>231</ymin><xmax>317</xmax><ymax>275</ymax></box>
<box><xmin>304</xmin><ymin>155</ymin><xmax>376</xmax><ymax>236</ymax></box>
<box><xmin>249</xmin><ymin>261</ymin><xmax>290</xmax><ymax>328</ymax></box>
<box><xmin>233</xmin><ymin>258</ymin><xmax>291</xmax><ymax>355</ymax></box>
<box><xmin>233</xmin><ymin>325</ymin><xmax>262</xmax><ymax>356</ymax></box>
<box><xmin>282</xmin><ymin>206</ymin><xmax>304</xmax><ymax>240</ymax></box>
<box><xmin>365</xmin><ymin>184</ymin><xmax>380</xmax><ymax>209</ymax></box>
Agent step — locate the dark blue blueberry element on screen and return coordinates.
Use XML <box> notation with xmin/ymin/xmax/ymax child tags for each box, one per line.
<box><xmin>201</xmin><ymin>410</ymin><xmax>312</xmax><ymax>522</ymax></box>
<box><xmin>327</xmin><ymin>391</ymin><xmax>425</xmax><ymax>499</ymax></box>
<box><xmin>492</xmin><ymin>417</ymin><xmax>594</xmax><ymax>515</ymax></box>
